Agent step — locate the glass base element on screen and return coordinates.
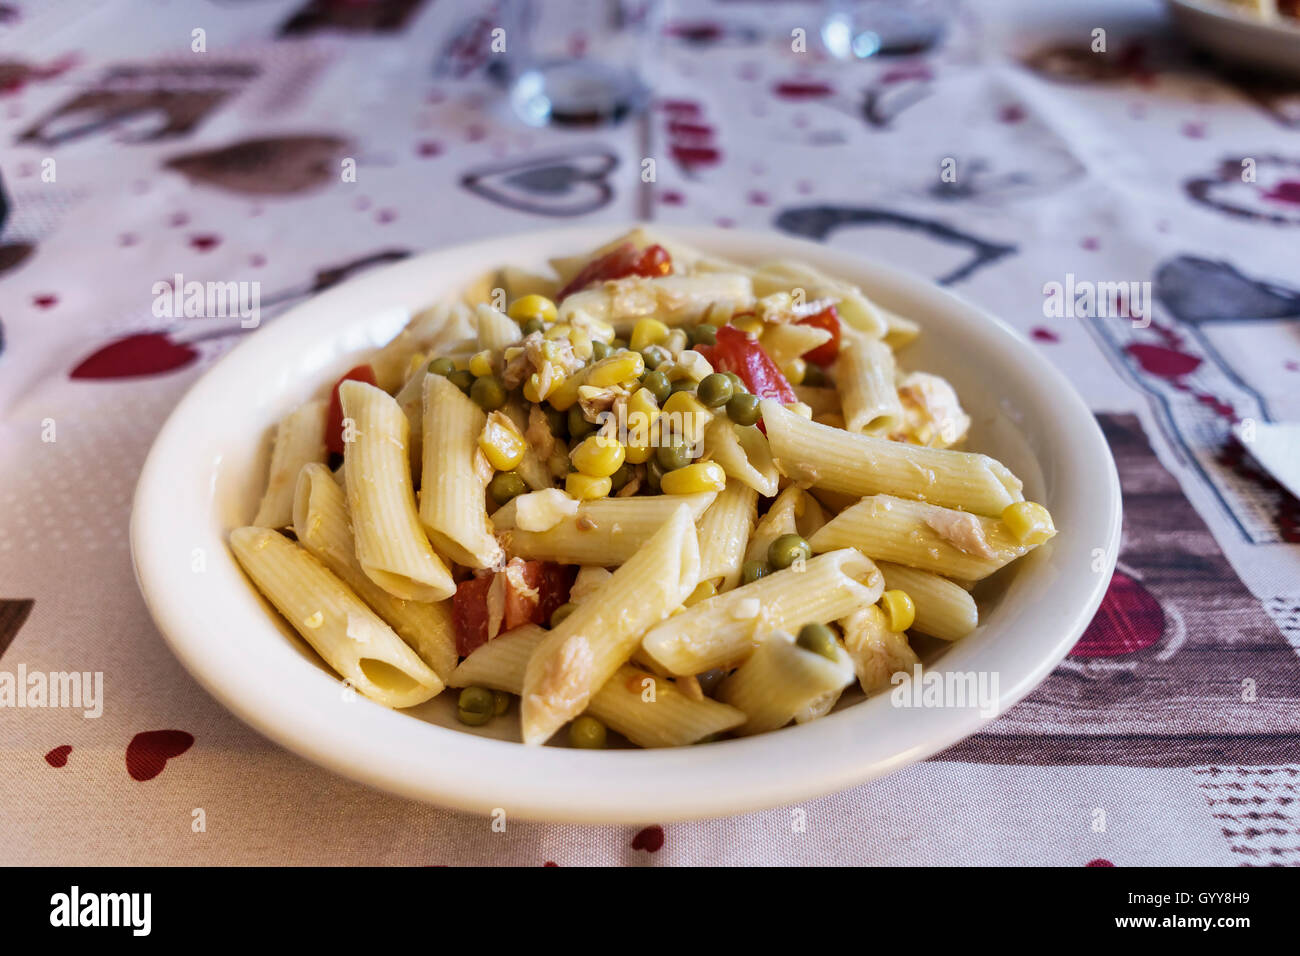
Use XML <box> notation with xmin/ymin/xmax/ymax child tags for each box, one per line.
<box><xmin>510</xmin><ymin>60</ymin><xmax>649</xmax><ymax>128</ymax></box>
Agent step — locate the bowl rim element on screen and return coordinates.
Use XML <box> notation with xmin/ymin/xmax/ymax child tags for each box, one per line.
<box><xmin>130</xmin><ymin>223</ymin><xmax>1122</xmax><ymax>823</ymax></box>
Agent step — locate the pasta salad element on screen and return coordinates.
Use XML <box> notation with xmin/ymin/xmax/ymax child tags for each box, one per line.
<box><xmin>231</xmin><ymin>229</ymin><xmax>1057</xmax><ymax>748</ymax></box>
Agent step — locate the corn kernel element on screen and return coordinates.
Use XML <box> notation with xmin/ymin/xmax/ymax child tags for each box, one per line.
<box><xmin>468</xmin><ymin>350</ymin><xmax>494</xmax><ymax>378</ymax></box>
<box><xmin>660</xmin><ymin>461</ymin><xmax>727</xmax><ymax>495</ymax></box>
<box><xmin>568</xmin><ymin>327</ymin><xmax>593</xmax><ymax>361</ymax></box>
<box><xmin>1002</xmin><ymin>501</ymin><xmax>1056</xmax><ymax>545</ymax></box>
<box><xmin>478</xmin><ymin>413</ymin><xmax>526</xmax><ymax>471</ymax></box>
<box><xmin>566</xmin><ymin>472</ymin><xmax>611</xmax><ymax>501</ymax></box>
<box><xmin>782</xmin><ymin>357</ymin><xmax>807</xmax><ymax>386</ymax></box>
<box><xmin>630</xmin><ymin>317</ymin><xmax>670</xmax><ymax>352</ymax></box>
<box><xmin>661</xmin><ymin>390</ymin><xmax>712</xmax><ymax>446</ymax></box>
<box><xmin>587</xmin><ymin>351</ymin><xmax>645</xmax><ymax>388</ymax></box>
<box><xmin>626</xmin><ymin>387</ymin><xmax>661</xmax><ymax>427</ymax></box>
<box><xmin>878</xmin><ymin>589</ymin><xmax>916</xmax><ymax>632</ymax></box>
<box><xmin>685</xmin><ymin>580</ymin><xmax>717</xmax><ymax>607</ymax></box>
<box><xmin>543</xmin><ymin>322</ymin><xmax>572</xmax><ymax>341</ymax></box>
<box><xmin>732</xmin><ymin>315</ymin><xmax>765</xmax><ymax>337</ymax></box>
<box><xmin>570</xmin><ymin>434</ymin><xmax>626</xmax><ymax>478</ymax></box>
<box><xmin>508</xmin><ymin>294</ymin><xmax>557</xmax><ymax>324</ymax></box>
<box><xmin>664</xmin><ymin>328</ymin><xmax>688</xmax><ymax>353</ymax></box>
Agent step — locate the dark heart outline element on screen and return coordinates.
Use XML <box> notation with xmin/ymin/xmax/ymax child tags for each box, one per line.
<box><xmin>773</xmin><ymin>204</ymin><xmax>1017</xmax><ymax>285</ymax></box>
<box><xmin>460</xmin><ymin>150</ymin><xmax>619</xmax><ymax>217</ymax></box>
<box><xmin>1185</xmin><ymin>154</ymin><xmax>1300</xmax><ymax>228</ymax></box>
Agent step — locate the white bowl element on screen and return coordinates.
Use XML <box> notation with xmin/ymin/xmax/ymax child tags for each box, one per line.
<box><xmin>1166</xmin><ymin>0</ymin><xmax>1300</xmax><ymax>80</ymax></box>
<box><xmin>131</xmin><ymin>225</ymin><xmax>1121</xmax><ymax>823</ymax></box>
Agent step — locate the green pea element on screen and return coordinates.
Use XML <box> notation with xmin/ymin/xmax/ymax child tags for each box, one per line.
<box><xmin>611</xmin><ymin>338</ymin><xmax>629</xmax><ymax>351</ymax></box>
<box><xmin>544</xmin><ymin>405</ymin><xmax>567</xmax><ymax>439</ymax></box>
<box><xmin>427</xmin><ymin>357</ymin><xmax>456</xmax><ymax>377</ymax></box>
<box><xmin>457</xmin><ymin>686</ymin><xmax>496</xmax><ymax>726</ymax></box>
<box><xmin>609</xmin><ymin>462</ymin><xmax>632</xmax><ymax>492</ymax></box>
<box><xmin>646</xmin><ymin>458</ymin><xmax>665</xmax><ymax>493</ymax></box>
<box><xmin>640</xmin><ymin>345</ymin><xmax>670</xmax><ymax>370</ymax></box>
<box><xmin>447</xmin><ymin>369</ymin><xmax>474</xmax><ymax>395</ymax></box>
<box><xmin>470</xmin><ymin>374</ymin><xmax>506</xmax><ymax>410</ymax></box>
<box><xmin>590</xmin><ymin>340</ymin><xmax>612</xmax><ymax>361</ymax></box>
<box><xmin>488</xmin><ymin>470</ymin><xmax>526</xmax><ymax>506</ymax></box>
<box><xmin>521</xmin><ymin>318</ymin><xmax>545</xmax><ymax>336</ymax></box>
<box><xmin>567</xmin><ymin>405</ymin><xmax>595</xmax><ymax>439</ymax></box>
<box><xmin>726</xmin><ymin>392</ymin><xmax>761</xmax><ymax>426</ymax></box>
<box><xmin>569</xmin><ymin>715</ymin><xmax>607</xmax><ymax>749</ymax></box>
<box><xmin>656</xmin><ymin>442</ymin><xmax>692</xmax><ymax>471</ymax></box>
<box><xmin>768</xmin><ymin>532</ymin><xmax>812</xmax><ymax>571</ymax></box>
<box><xmin>740</xmin><ymin>559</ymin><xmax>771</xmax><ymax>585</ymax></box>
<box><xmin>640</xmin><ymin>369</ymin><xmax>672</xmax><ymax>403</ymax></box>
<box><xmin>689</xmin><ymin>323</ymin><xmax>718</xmax><ymax>346</ymax></box>
<box><xmin>492</xmin><ymin>690</ymin><xmax>511</xmax><ymax>716</ymax></box>
<box><xmin>550</xmin><ymin>602</ymin><xmax>577</xmax><ymax>628</ymax></box>
<box><xmin>802</xmin><ymin>363</ymin><xmax>830</xmax><ymax>388</ymax></box>
<box><xmin>796</xmin><ymin>622</ymin><xmax>840</xmax><ymax>661</ymax></box>
<box><xmin>670</xmin><ymin>377</ymin><xmax>696</xmax><ymax>395</ymax></box>
<box><xmin>696</xmin><ymin>372</ymin><xmax>733</xmax><ymax>408</ymax></box>
<box><xmin>723</xmin><ymin>371</ymin><xmax>747</xmax><ymax>394</ymax></box>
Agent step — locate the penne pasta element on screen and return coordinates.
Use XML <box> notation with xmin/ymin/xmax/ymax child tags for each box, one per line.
<box><xmin>836</xmin><ymin>335</ymin><xmax>903</xmax><ymax>435</ymax></box>
<box><xmin>761</xmin><ymin>399</ymin><xmax>1024</xmax><ymax>516</ymax></box>
<box><xmin>879</xmin><ymin>306</ymin><xmax>921</xmax><ymax>350</ymax></box>
<box><xmin>744</xmin><ymin>485</ymin><xmax>804</xmax><ymax>564</ymax></box>
<box><xmin>339</xmin><ymin>380</ymin><xmax>456</xmax><ymax>602</ymax></box>
<box><xmin>495</xmin><ymin>491</ymin><xmax>715</xmax><ymax>566</ymax></box>
<box><xmin>293</xmin><ymin>463</ymin><xmax>458</xmax><ymax>679</ymax></box>
<box><xmin>762</xmin><ymin>323</ymin><xmax>832</xmax><ymax>369</ymax></box>
<box><xmin>252</xmin><ymin>399</ymin><xmax>328</xmax><ymax>529</ymax></box>
<box><xmin>716</xmin><ymin>630</ymin><xmax>855</xmax><ymax>735</ymax></box>
<box><xmin>749</xmin><ymin>261</ymin><xmax>888</xmax><ymax>338</ymax></box>
<box><xmin>559</xmin><ymin>274</ymin><xmax>754</xmax><ymax>328</ymax></box>
<box><xmin>875</xmin><ymin>561</ymin><xmax>979</xmax><ymax>641</ymax></box>
<box><xmin>475</xmin><ymin>303</ymin><xmax>522</xmax><ymax>353</ymax></box>
<box><xmin>450</xmin><ymin>625</ymin><xmax>744</xmax><ymax>747</ymax></box>
<box><xmin>520</xmin><ymin>505</ymin><xmax>700</xmax><ymax>745</ymax></box>
<box><xmin>696</xmin><ymin>481</ymin><xmax>758</xmax><ymax>590</ymax></box>
<box><xmin>641</xmin><ymin>548</ymin><xmax>884</xmax><ymax>675</ymax></box>
<box><xmin>809</xmin><ymin>494</ymin><xmax>1050</xmax><ymax>580</ymax></box>
<box><xmin>419</xmin><ymin>372</ymin><xmax>504</xmax><ymax>569</ymax></box>
<box><xmin>229</xmin><ymin>526</ymin><xmax>443</xmax><ymax>708</ymax></box>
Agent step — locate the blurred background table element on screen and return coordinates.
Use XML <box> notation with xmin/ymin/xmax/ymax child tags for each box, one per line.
<box><xmin>1</xmin><ymin>0</ymin><xmax>1299</xmax><ymax>865</ymax></box>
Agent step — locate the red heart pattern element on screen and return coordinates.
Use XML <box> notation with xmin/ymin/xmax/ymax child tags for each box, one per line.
<box><xmin>126</xmin><ymin>730</ymin><xmax>195</xmax><ymax>781</ymax></box>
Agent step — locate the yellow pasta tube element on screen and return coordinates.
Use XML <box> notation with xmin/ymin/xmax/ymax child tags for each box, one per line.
<box><xmin>474</xmin><ymin>303</ymin><xmax>522</xmax><ymax>353</ymax></box>
<box><xmin>229</xmin><ymin>526</ymin><xmax>443</xmax><ymax>708</ymax></box>
<box><xmin>703</xmin><ymin>419</ymin><xmax>779</xmax><ymax>497</ymax></box>
<box><xmin>293</xmin><ymin>463</ymin><xmax>458</xmax><ymax>679</ymax></box>
<box><xmin>252</xmin><ymin>399</ymin><xmax>328</xmax><ymax>528</ymax></box>
<box><xmin>760</xmin><ymin>400</ymin><xmax>1024</xmax><ymax>516</ymax></box>
<box><xmin>809</xmin><ymin>494</ymin><xmax>1049</xmax><ymax>580</ymax></box>
<box><xmin>716</xmin><ymin>630</ymin><xmax>855</xmax><ymax>735</ymax></box>
<box><xmin>419</xmin><ymin>372</ymin><xmax>505</xmax><ymax>569</ymax></box>
<box><xmin>836</xmin><ymin>335</ymin><xmax>903</xmax><ymax>435</ymax></box>
<box><xmin>495</xmin><ymin>492</ymin><xmax>715</xmax><ymax>566</ymax></box>
<box><xmin>520</xmin><ymin>505</ymin><xmax>700</xmax><ymax>745</ymax></box>
<box><xmin>451</xmin><ymin>625</ymin><xmax>744</xmax><ymax>747</ymax></box>
<box><xmin>697</xmin><ymin>481</ymin><xmax>758</xmax><ymax>590</ymax></box>
<box><xmin>640</xmin><ymin>548</ymin><xmax>884</xmax><ymax>675</ymax></box>
<box><xmin>339</xmin><ymin>380</ymin><xmax>456</xmax><ymax>601</ymax></box>
<box><xmin>875</xmin><ymin>561</ymin><xmax>978</xmax><ymax>641</ymax></box>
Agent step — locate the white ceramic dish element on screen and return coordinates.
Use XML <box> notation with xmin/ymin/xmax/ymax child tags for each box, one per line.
<box><xmin>1167</xmin><ymin>0</ymin><xmax>1300</xmax><ymax>79</ymax></box>
<box><xmin>131</xmin><ymin>225</ymin><xmax>1121</xmax><ymax>823</ymax></box>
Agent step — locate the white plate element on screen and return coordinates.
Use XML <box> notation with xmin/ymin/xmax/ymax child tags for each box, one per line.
<box><xmin>1167</xmin><ymin>0</ymin><xmax>1300</xmax><ymax>79</ymax></box>
<box><xmin>131</xmin><ymin>225</ymin><xmax>1121</xmax><ymax>823</ymax></box>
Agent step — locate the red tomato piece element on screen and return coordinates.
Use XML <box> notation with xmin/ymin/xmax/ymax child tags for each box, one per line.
<box><xmin>556</xmin><ymin>243</ymin><xmax>673</xmax><ymax>301</ymax></box>
<box><xmin>452</xmin><ymin>575</ymin><xmax>493</xmax><ymax>657</ymax></box>
<box><xmin>700</xmin><ymin>325</ymin><xmax>797</xmax><ymax>404</ymax></box>
<box><xmin>324</xmin><ymin>364</ymin><xmax>377</xmax><ymax>455</ymax></box>
<box><xmin>454</xmin><ymin>561</ymin><xmax>576</xmax><ymax>658</ymax></box>
<box><xmin>797</xmin><ymin>304</ymin><xmax>842</xmax><ymax>366</ymax></box>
